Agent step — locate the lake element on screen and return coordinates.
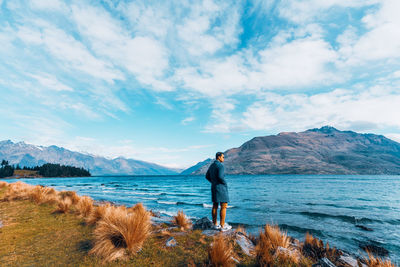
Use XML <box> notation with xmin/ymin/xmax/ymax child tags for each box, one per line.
<box><xmin>4</xmin><ymin>175</ymin><xmax>400</xmax><ymax>262</ymax></box>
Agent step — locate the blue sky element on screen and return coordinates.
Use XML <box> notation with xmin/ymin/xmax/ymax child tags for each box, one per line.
<box><xmin>0</xmin><ymin>0</ymin><xmax>400</xmax><ymax>169</ymax></box>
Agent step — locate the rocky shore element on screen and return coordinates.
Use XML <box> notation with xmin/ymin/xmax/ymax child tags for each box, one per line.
<box><xmin>0</xmin><ymin>181</ymin><xmax>396</xmax><ymax>266</ymax></box>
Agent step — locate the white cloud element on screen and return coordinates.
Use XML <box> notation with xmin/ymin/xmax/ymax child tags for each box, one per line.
<box><xmin>29</xmin><ymin>0</ymin><xmax>67</xmax><ymax>11</ymax></box>
<box><xmin>16</xmin><ymin>23</ymin><xmax>123</xmax><ymax>83</ymax></box>
<box><xmin>338</xmin><ymin>0</ymin><xmax>400</xmax><ymax>65</ymax></box>
<box><xmin>181</xmin><ymin>116</ymin><xmax>195</xmax><ymax>125</ymax></box>
<box><xmin>71</xmin><ymin>4</ymin><xmax>172</xmax><ymax>91</ymax></box>
<box><xmin>28</xmin><ymin>73</ymin><xmax>74</xmax><ymax>92</ymax></box>
<box><xmin>237</xmin><ymin>86</ymin><xmax>400</xmax><ymax>133</ymax></box>
<box><xmin>385</xmin><ymin>134</ymin><xmax>400</xmax><ymax>143</ymax></box>
<box><xmin>277</xmin><ymin>0</ymin><xmax>379</xmax><ymax>24</ymax></box>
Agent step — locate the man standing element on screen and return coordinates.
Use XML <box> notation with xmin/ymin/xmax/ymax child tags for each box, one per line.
<box><xmin>206</xmin><ymin>152</ymin><xmax>232</xmax><ymax>231</ymax></box>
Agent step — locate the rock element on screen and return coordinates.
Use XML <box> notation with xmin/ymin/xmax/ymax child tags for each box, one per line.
<box><xmin>312</xmin><ymin>257</ymin><xmax>336</xmax><ymax>267</ymax></box>
<box><xmin>231</xmin><ymin>257</ymin><xmax>240</xmax><ymax>264</ymax></box>
<box><xmin>193</xmin><ymin>217</ymin><xmax>214</xmax><ymax>230</ymax></box>
<box><xmin>165</xmin><ymin>237</ymin><xmax>177</xmax><ymax>247</ymax></box>
<box><xmin>235</xmin><ymin>232</ymin><xmax>255</xmax><ymax>257</ymax></box>
<box><xmin>150</xmin><ymin>210</ymin><xmax>161</xmax><ymax>218</ymax></box>
<box><xmin>0</xmin><ymin>220</ymin><xmax>2</xmax><ymax>228</ymax></box>
<box><xmin>356</xmin><ymin>225</ymin><xmax>373</xmax><ymax>231</ymax></box>
<box><xmin>201</xmin><ymin>229</ymin><xmax>220</xmax><ymax>236</ymax></box>
<box><xmin>275</xmin><ymin>246</ymin><xmax>301</xmax><ymax>263</ymax></box>
<box><xmin>338</xmin><ymin>254</ymin><xmax>361</xmax><ymax>267</ymax></box>
<box><xmin>151</xmin><ymin>216</ymin><xmax>173</xmax><ymax>226</ymax></box>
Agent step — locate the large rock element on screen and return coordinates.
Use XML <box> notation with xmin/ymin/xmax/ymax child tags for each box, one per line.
<box><xmin>193</xmin><ymin>217</ymin><xmax>214</xmax><ymax>230</ymax></box>
<box><xmin>312</xmin><ymin>258</ymin><xmax>336</xmax><ymax>267</ymax></box>
<box><xmin>338</xmin><ymin>254</ymin><xmax>363</xmax><ymax>267</ymax></box>
<box><xmin>165</xmin><ymin>237</ymin><xmax>177</xmax><ymax>247</ymax></box>
<box><xmin>235</xmin><ymin>232</ymin><xmax>255</xmax><ymax>257</ymax></box>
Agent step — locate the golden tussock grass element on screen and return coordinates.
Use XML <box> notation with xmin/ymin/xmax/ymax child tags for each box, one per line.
<box><xmin>302</xmin><ymin>233</ymin><xmax>339</xmax><ymax>262</ymax></box>
<box><xmin>76</xmin><ymin>196</ymin><xmax>94</xmax><ymax>217</ymax></box>
<box><xmin>208</xmin><ymin>233</ymin><xmax>235</xmax><ymax>267</ymax></box>
<box><xmin>127</xmin><ymin>203</ymin><xmax>146</xmax><ymax>214</ymax></box>
<box><xmin>86</xmin><ymin>203</ymin><xmax>111</xmax><ymax>225</ymax></box>
<box><xmin>172</xmin><ymin>210</ymin><xmax>192</xmax><ymax>231</ymax></box>
<box><xmin>364</xmin><ymin>251</ymin><xmax>396</xmax><ymax>267</ymax></box>
<box><xmin>2</xmin><ymin>182</ymin><xmax>33</xmax><ymax>201</ymax></box>
<box><xmin>54</xmin><ymin>198</ymin><xmax>72</xmax><ymax>214</ymax></box>
<box><xmin>255</xmin><ymin>224</ymin><xmax>291</xmax><ymax>267</ymax></box>
<box><xmin>59</xmin><ymin>191</ymin><xmax>80</xmax><ymax>205</ymax></box>
<box><xmin>89</xmin><ymin>204</ymin><xmax>151</xmax><ymax>262</ymax></box>
<box><xmin>30</xmin><ymin>185</ymin><xmax>58</xmax><ymax>204</ymax></box>
<box><xmin>0</xmin><ymin>181</ymin><xmax>8</xmax><ymax>188</ymax></box>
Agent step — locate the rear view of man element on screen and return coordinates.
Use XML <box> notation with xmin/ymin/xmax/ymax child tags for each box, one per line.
<box><xmin>205</xmin><ymin>152</ymin><xmax>231</xmax><ymax>231</ymax></box>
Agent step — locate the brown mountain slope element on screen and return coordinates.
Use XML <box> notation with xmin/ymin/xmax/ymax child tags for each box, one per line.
<box><xmin>187</xmin><ymin>126</ymin><xmax>400</xmax><ymax>175</ymax></box>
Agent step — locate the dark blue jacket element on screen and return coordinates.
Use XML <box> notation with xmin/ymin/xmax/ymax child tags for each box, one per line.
<box><xmin>206</xmin><ymin>160</ymin><xmax>229</xmax><ymax>203</ymax></box>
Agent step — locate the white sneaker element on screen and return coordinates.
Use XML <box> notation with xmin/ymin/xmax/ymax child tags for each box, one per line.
<box><xmin>220</xmin><ymin>223</ymin><xmax>232</xmax><ymax>232</ymax></box>
<box><xmin>212</xmin><ymin>224</ymin><xmax>221</xmax><ymax>230</ymax></box>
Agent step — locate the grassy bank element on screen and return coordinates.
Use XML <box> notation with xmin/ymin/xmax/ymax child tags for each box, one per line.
<box><xmin>0</xmin><ymin>183</ymin><xmax>255</xmax><ymax>266</ymax></box>
<box><xmin>0</xmin><ymin>182</ymin><xmax>396</xmax><ymax>267</ymax></box>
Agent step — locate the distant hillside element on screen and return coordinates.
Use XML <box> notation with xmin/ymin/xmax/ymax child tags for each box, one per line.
<box><xmin>183</xmin><ymin>126</ymin><xmax>400</xmax><ymax>175</ymax></box>
<box><xmin>180</xmin><ymin>158</ymin><xmax>212</xmax><ymax>175</ymax></box>
<box><xmin>0</xmin><ymin>140</ymin><xmax>178</xmax><ymax>176</ymax></box>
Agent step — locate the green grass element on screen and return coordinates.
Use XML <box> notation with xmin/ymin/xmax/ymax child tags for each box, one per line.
<box><xmin>0</xmin><ymin>187</ymin><xmax>257</xmax><ymax>266</ymax></box>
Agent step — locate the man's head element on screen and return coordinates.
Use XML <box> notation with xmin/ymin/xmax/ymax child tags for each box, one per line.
<box><xmin>216</xmin><ymin>152</ymin><xmax>224</xmax><ymax>163</ymax></box>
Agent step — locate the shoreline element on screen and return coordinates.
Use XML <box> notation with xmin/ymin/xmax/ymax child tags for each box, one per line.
<box><xmin>0</xmin><ymin>181</ymin><xmax>396</xmax><ymax>266</ymax></box>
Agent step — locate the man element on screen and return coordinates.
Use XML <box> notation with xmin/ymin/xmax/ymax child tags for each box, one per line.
<box><xmin>205</xmin><ymin>152</ymin><xmax>231</xmax><ymax>231</ymax></box>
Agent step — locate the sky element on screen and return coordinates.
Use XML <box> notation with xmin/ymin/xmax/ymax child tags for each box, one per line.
<box><xmin>0</xmin><ymin>0</ymin><xmax>400</xmax><ymax>169</ymax></box>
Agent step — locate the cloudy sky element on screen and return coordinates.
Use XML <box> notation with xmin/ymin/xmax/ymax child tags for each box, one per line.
<box><xmin>0</xmin><ymin>0</ymin><xmax>399</xmax><ymax>169</ymax></box>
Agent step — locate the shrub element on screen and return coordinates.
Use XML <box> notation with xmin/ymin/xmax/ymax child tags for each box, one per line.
<box><xmin>171</xmin><ymin>210</ymin><xmax>192</xmax><ymax>231</ymax></box>
<box><xmin>86</xmin><ymin>203</ymin><xmax>111</xmax><ymax>225</ymax></box>
<box><xmin>59</xmin><ymin>191</ymin><xmax>80</xmax><ymax>205</ymax></box>
<box><xmin>54</xmin><ymin>198</ymin><xmax>72</xmax><ymax>214</ymax></box>
<box><xmin>76</xmin><ymin>196</ymin><xmax>94</xmax><ymax>217</ymax></box>
<box><xmin>256</xmin><ymin>224</ymin><xmax>291</xmax><ymax>266</ymax></box>
<box><xmin>89</xmin><ymin>204</ymin><xmax>151</xmax><ymax>262</ymax></box>
<box><xmin>302</xmin><ymin>233</ymin><xmax>339</xmax><ymax>262</ymax></box>
<box><xmin>208</xmin><ymin>233</ymin><xmax>235</xmax><ymax>267</ymax></box>
<box><xmin>364</xmin><ymin>251</ymin><xmax>396</xmax><ymax>267</ymax></box>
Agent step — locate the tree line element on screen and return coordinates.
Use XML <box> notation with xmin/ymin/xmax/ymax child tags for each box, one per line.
<box><xmin>0</xmin><ymin>160</ymin><xmax>91</xmax><ymax>178</ymax></box>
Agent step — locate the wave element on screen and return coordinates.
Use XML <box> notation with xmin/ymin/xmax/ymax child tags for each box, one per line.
<box><xmin>157</xmin><ymin>200</ymin><xmax>177</xmax><ymax>205</ymax></box>
<box><xmin>279</xmin><ymin>223</ymin><xmax>324</xmax><ymax>236</ymax></box>
<box><xmin>298</xmin><ymin>211</ymin><xmax>381</xmax><ymax>224</ymax></box>
<box><xmin>132</xmin><ymin>192</ymin><xmax>166</xmax><ymax>196</ymax></box>
<box><xmin>155</xmin><ymin>201</ymin><xmax>235</xmax><ymax>209</ymax></box>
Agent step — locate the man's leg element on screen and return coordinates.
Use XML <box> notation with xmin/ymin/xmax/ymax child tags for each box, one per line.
<box><xmin>220</xmin><ymin>202</ymin><xmax>227</xmax><ymax>227</ymax></box>
<box><xmin>212</xmin><ymin>202</ymin><xmax>219</xmax><ymax>225</ymax></box>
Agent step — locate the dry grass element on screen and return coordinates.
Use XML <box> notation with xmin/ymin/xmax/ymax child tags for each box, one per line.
<box><xmin>89</xmin><ymin>204</ymin><xmax>151</xmax><ymax>262</ymax></box>
<box><xmin>0</xmin><ymin>181</ymin><xmax>8</xmax><ymax>188</ymax></box>
<box><xmin>256</xmin><ymin>224</ymin><xmax>291</xmax><ymax>267</ymax></box>
<box><xmin>1</xmin><ymin>182</ymin><xmax>33</xmax><ymax>201</ymax></box>
<box><xmin>208</xmin><ymin>233</ymin><xmax>235</xmax><ymax>267</ymax></box>
<box><xmin>76</xmin><ymin>196</ymin><xmax>94</xmax><ymax>218</ymax></box>
<box><xmin>54</xmin><ymin>198</ymin><xmax>72</xmax><ymax>214</ymax></box>
<box><xmin>302</xmin><ymin>233</ymin><xmax>339</xmax><ymax>262</ymax></box>
<box><xmin>86</xmin><ymin>203</ymin><xmax>111</xmax><ymax>225</ymax></box>
<box><xmin>235</xmin><ymin>225</ymin><xmax>247</xmax><ymax>235</ymax></box>
<box><xmin>171</xmin><ymin>210</ymin><xmax>192</xmax><ymax>231</ymax></box>
<box><xmin>30</xmin><ymin>185</ymin><xmax>58</xmax><ymax>204</ymax></box>
<box><xmin>59</xmin><ymin>191</ymin><xmax>80</xmax><ymax>205</ymax></box>
<box><xmin>364</xmin><ymin>251</ymin><xmax>396</xmax><ymax>267</ymax></box>
<box><xmin>127</xmin><ymin>203</ymin><xmax>145</xmax><ymax>214</ymax></box>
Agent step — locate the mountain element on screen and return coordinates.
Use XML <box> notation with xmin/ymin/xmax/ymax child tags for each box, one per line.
<box><xmin>182</xmin><ymin>126</ymin><xmax>400</xmax><ymax>175</ymax></box>
<box><xmin>0</xmin><ymin>140</ymin><xmax>178</xmax><ymax>176</ymax></box>
<box><xmin>180</xmin><ymin>158</ymin><xmax>212</xmax><ymax>175</ymax></box>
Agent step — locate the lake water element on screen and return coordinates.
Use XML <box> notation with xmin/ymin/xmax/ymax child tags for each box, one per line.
<box><xmin>4</xmin><ymin>175</ymin><xmax>400</xmax><ymax>262</ymax></box>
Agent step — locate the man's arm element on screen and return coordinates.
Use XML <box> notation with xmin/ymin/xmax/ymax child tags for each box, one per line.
<box><xmin>205</xmin><ymin>167</ymin><xmax>211</xmax><ymax>183</ymax></box>
<box><xmin>217</xmin><ymin>164</ymin><xmax>227</xmax><ymax>185</ymax></box>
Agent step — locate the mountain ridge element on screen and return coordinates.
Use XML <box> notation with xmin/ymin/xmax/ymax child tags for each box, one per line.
<box><xmin>0</xmin><ymin>140</ymin><xmax>178</xmax><ymax>176</ymax></box>
<box><xmin>182</xmin><ymin>126</ymin><xmax>400</xmax><ymax>175</ymax></box>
